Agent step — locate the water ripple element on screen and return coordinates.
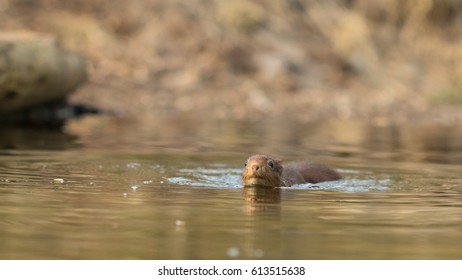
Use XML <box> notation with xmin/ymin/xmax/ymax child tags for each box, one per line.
<box><xmin>167</xmin><ymin>166</ymin><xmax>390</xmax><ymax>192</ymax></box>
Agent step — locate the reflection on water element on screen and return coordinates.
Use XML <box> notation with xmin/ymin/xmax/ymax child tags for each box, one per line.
<box><xmin>0</xmin><ymin>118</ymin><xmax>462</xmax><ymax>259</ymax></box>
<box><xmin>243</xmin><ymin>186</ymin><xmax>282</xmax><ymax>215</ymax></box>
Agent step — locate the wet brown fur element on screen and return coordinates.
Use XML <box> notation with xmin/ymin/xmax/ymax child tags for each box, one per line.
<box><xmin>242</xmin><ymin>155</ymin><xmax>341</xmax><ymax>187</ymax></box>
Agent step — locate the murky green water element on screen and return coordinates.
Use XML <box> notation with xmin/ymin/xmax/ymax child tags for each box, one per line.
<box><xmin>1</xmin><ymin>118</ymin><xmax>462</xmax><ymax>259</ymax></box>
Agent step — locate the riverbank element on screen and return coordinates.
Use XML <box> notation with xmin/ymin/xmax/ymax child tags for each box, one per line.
<box><xmin>2</xmin><ymin>0</ymin><xmax>462</xmax><ymax>125</ymax></box>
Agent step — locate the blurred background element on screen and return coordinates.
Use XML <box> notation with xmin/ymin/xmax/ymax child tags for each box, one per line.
<box><xmin>2</xmin><ymin>0</ymin><xmax>462</xmax><ymax>127</ymax></box>
<box><xmin>2</xmin><ymin>1</ymin><xmax>462</xmax><ymax>260</ymax></box>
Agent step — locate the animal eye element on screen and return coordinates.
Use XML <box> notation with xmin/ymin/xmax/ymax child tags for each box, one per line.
<box><xmin>244</xmin><ymin>162</ymin><xmax>248</xmax><ymax>167</ymax></box>
<box><xmin>267</xmin><ymin>160</ymin><xmax>274</xmax><ymax>169</ymax></box>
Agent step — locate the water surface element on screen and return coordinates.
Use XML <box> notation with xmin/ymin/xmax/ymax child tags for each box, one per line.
<box><xmin>1</xmin><ymin>119</ymin><xmax>462</xmax><ymax>259</ymax></box>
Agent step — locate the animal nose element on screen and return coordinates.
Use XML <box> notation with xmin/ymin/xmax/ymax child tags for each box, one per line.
<box><xmin>252</xmin><ymin>165</ymin><xmax>260</xmax><ymax>172</ymax></box>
